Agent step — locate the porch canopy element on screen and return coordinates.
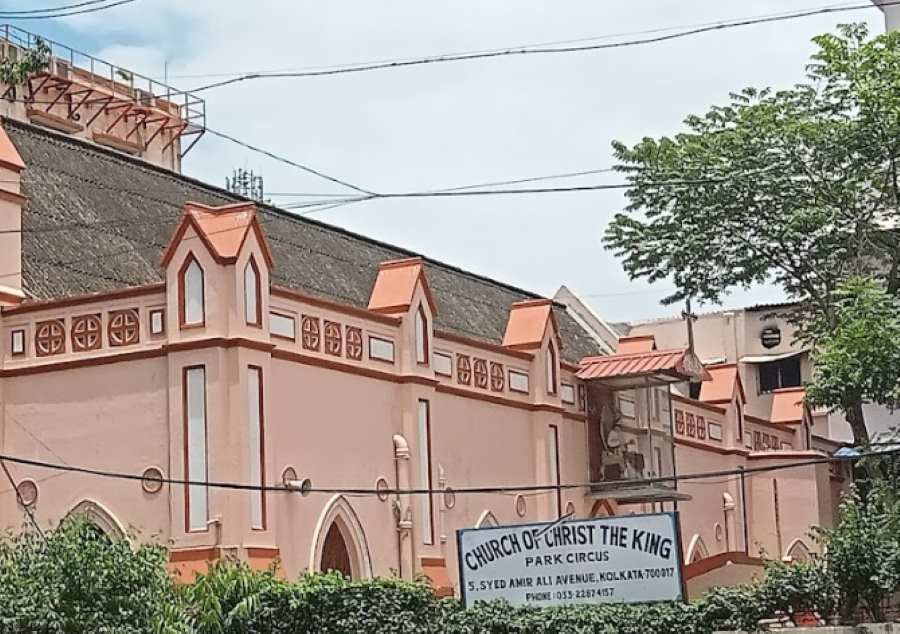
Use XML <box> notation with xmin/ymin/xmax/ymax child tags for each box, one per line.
<box><xmin>577</xmin><ymin>346</ymin><xmax>707</xmax><ymax>504</ymax></box>
<box><xmin>576</xmin><ymin>347</ymin><xmax>709</xmax><ymax>389</ymax></box>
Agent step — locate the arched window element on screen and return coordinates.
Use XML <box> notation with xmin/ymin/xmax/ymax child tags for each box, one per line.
<box><xmin>415</xmin><ymin>305</ymin><xmax>428</xmax><ymax>365</ymax></box>
<box><xmin>546</xmin><ymin>342</ymin><xmax>558</xmax><ymax>395</ymax></box>
<box><xmin>180</xmin><ymin>255</ymin><xmax>205</xmax><ymax>327</ymax></box>
<box><xmin>686</xmin><ymin>534</ymin><xmax>709</xmax><ymax>563</ymax></box>
<box><xmin>475</xmin><ymin>510</ymin><xmax>499</xmax><ymax>528</ymax></box>
<box><xmin>310</xmin><ymin>495</ymin><xmax>372</xmax><ymax>580</ymax></box>
<box><xmin>65</xmin><ymin>500</ymin><xmax>127</xmax><ymax>541</ymax></box>
<box><xmin>785</xmin><ymin>538</ymin><xmax>811</xmax><ymax>562</ymax></box>
<box><xmin>244</xmin><ymin>257</ymin><xmax>261</xmax><ymax>327</ymax></box>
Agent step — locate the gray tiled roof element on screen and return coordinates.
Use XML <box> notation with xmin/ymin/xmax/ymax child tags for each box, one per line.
<box><xmin>9</xmin><ymin>118</ymin><xmax>600</xmax><ymax>363</ymax></box>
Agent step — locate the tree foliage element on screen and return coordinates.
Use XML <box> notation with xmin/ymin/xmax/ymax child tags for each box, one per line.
<box><xmin>0</xmin><ymin>39</ymin><xmax>51</xmax><ymax>86</ymax></box>
<box><xmin>0</xmin><ymin>519</ymin><xmax>178</xmax><ymax>633</ymax></box>
<box><xmin>605</xmin><ymin>23</ymin><xmax>900</xmax><ymax>311</ymax></box>
<box><xmin>805</xmin><ymin>277</ymin><xmax>900</xmax><ymax>439</ymax></box>
<box><xmin>4</xmin><ymin>504</ymin><xmax>900</xmax><ymax>632</ymax></box>
<box><xmin>604</xmin><ymin>23</ymin><xmax>900</xmax><ymax>442</ymax></box>
<box><xmin>816</xmin><ymin>481</ymin><xmax>900</xmax><ymax>622</ymax></box>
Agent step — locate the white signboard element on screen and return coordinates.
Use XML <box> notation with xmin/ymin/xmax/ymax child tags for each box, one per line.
<box><xmin>456</xmin><ymin>512</ymin><xmax>684</xmax><ymax>607</ymax></box>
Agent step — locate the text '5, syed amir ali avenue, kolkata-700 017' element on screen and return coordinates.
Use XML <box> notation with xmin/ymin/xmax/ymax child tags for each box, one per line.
<box><xmin>456</xmin><ymin>512</ymin><xmax>685</xmax><ymax>607</ymax></box>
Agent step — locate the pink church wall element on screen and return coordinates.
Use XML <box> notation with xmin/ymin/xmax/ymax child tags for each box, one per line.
<box><xmin>0</xmin><ymin>198</ymin><xmax>843</xmax><ymax>596</ymax></box>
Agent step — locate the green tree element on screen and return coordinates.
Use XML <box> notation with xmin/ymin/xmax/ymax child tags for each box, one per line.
<box><xmin>0</xmin><ymin>518</ymin><xmax>182</xmax><ymax>633</ymax></box>
<box><xmin>805</xmin><ymin>277</ymin><xmax>900</xmax><ymax>439</ymax></box>
<box><xmin>604</xmin><ymin>23</ymin><xmax>900</xmax><ymax>443</ymax></box>
<box><xmin>816</xmin><ymin>481</ymin><xmax>900</xmax><ymax>623</ymax></box>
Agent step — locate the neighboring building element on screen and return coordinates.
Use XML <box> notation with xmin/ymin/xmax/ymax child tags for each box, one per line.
<box><xmin>556</xmin><ymin>293</ymin><xmax>847</xmax><ymax>595</ymax></box>
<box><xmin>623</xmin><ymin>304</ymin><xmax>900</xmax><ymax>443</ymax></box>
<box><xmin>0</xmin><ymin>31</ymin><xmax>847</xmax><ymax>600</ymax></box>
<box><xmin>873</xmin><ymin>0</ymin><xmax>900</xmax><ymax>31</ymax></box>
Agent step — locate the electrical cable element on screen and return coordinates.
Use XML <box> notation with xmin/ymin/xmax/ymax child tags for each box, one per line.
<box><xmin>0</xmin><ymin>459</ymin><xmax>46</xmax><ymax>540</ymax></box>
<box><xmin>0</xmin><ymin>0</ymin><xmax>124</xmax><ymax>15</ymax></box>
<box><xmin>0</xmin><ymin>0</ymin><xmax>140</xmax><ymax>19</ymax></box>
<box><xmin>154</xmin><ymin>2</ymin><xmax>867</xmax><ymax>81</ymax></box>
<box><xmin>205</xmin><ymin>128</ymin><xmax>375</xmax><ymax>196</ymax></box>
<box><xmin>188</xmin><ymin>1</ymin><xmax>897</xmax><ymax>92</ymax></box>
<box><xmin>269</xmin><ymin>167</ymin><xmax>618</xmax><ymax>198</ymax></box>
<box><xmin>0</xmin><ymin>445</ymin><xmax>892</xmax><ymax>498</ymax></box>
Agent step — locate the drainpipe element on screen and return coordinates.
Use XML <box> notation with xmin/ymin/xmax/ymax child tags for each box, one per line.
<box><xmin>739</xmin><ymin>466</ymin><xmax>749</xmax><ymax>555</ymax></box>
<box><xmin>393</xmin><ymin>434</ymin><xmax>414</xmax><ymax>580</ymax></box>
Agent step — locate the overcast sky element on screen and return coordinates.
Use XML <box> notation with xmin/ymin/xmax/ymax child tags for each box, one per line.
<box><xmin>9</xmin><ymin>0</ymin><xmax>886</xmax><ymax>323</ymax></box>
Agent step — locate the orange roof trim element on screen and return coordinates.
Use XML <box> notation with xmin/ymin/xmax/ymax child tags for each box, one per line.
<box><xmin>367</xmin><ymin>257</ymin><xmax>437</xmax><ymax>316</ymax></box>
<box><xmin>161</xmin><ymin>202</ymin><xmax>274</xmax><ymax>268</ymax></box>
<box><xmin>699</xmin><ymin>364</ymin><xmax>746</xmax><ymax>404</ymax></box>
<box><xmin>577</xmin><ymin>348</ymin><xmax>710</xmax><ymax>382</ymax></box>
<box><xmin>769</xmin><ymin>386</ymin><xmax>807</xmax><ymax>425</ymax></box>
<box><xmin>502</xmin><ymin>298</ymin><xmax>560</xmax><ymax>350</ymax></box>
<box><xmin>0</xmin><ymin>122</ymin><xmax>24</xmax><ymax>172</ymax></box>
<box><xmin>616</xmin><ymin>335</ymin><xmax>657</xmax><ymax>354</ymax></box>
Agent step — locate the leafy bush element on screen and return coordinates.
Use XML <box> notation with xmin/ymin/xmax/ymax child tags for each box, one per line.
<box><xmin>4</xmin><ymin>487</ymin><xmax>900</xmax><ymax>633</ymax></box>
<box><xmin>818</xmin><ymin>481</ymin><xmax>900</xmax><ymax>622</ymax></box>
<box><xmin>0</xmin><ymin>519</ymin><xmax>178</xmax><ymax>633</ymax></box>
<box><xmin>756</xmin><ymin>557</ymin><xmax>837</xmax><ymax>620</ymax></box>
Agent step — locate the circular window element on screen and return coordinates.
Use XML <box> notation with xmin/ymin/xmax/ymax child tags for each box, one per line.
<box><xmin>281</xmin><ymin>466</ymin><xmax>298</xmax><ymax>488</ymax></box>
<box><xmin>443</xmin><ymin>486</ymin><xmax>456</xmax><ymax>510</ymax></box>
<box><xmin>17</xmin><ymin>479</ymin><xmax>38</xmax><ymax>507</ymax></box>
<box><xmin>141</xmin><ymin>467</ymin><xmax>164</xmax><ymax>494</ymax></box>
<box><xmin>514</xmin><ymin>495</ymin><xmax>527</xmax><ymax>518</ymax></box>
<box><xmin>375</xmin><ymin>477</ymin><xmax>391</xmax><ymax>502</ymax></box>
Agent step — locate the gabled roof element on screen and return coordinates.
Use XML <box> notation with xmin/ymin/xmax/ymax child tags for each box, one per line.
<box><xmin>699</xmin><ymin>364</ymin><xmax>746</xmax><ymax>404</ymax></box>
<box><xmin>577</xmin><ymin>348</ymin><xmax>709</xmax><ymax>384</ymax></box>
<box><xmin>7</xmin><ymin>118</ymin><xmax>599</xmax><ymax>363</ymax></box>
<box><xmin>502</xmin><ymin>299</ymin><xmax>559</xmax><ymax>350</ymax></box>
<box><xmin>161</xmin><ymin>201</ymin><xmax>274</xmax><ymax>268</ymax></box>
<box><xmin>367</xmin><ymin>257</ymin><xmax>437</xmax><ymax>315</ymax></box>
<box><xmin>769</xmin><ymin>387</ymin><xmax>806</xmax><ymax>425</ymax></box>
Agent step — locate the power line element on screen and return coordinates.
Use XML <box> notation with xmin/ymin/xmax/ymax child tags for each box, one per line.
<box><xmin>0</xmin><ymin>0</ymin><xmax>122</xmax><ymax>15</ymax></box>
<box><xmin>188</xmin><ymin>1</ymin><xmax>892</xmax><ymax>92</ymax></box>
<box><xmin>269</xmin><ymin>167</ymin><xmax>619</xmax><ymax>199</ymax></box>
<box><xmin>0</xmin><ymin>459</ymin><xmax>46</xmax><ymax>540</ymax></box>
<box><xmin>0</xmin><ymin>446</ymin><xmax>890</xmax><ymax>498</ymax></box>
<box><xmin>0</xmin><ymin>0</ymin><xmax>140</xmax><ymax>19</ymax></box>
<box><xmin>155</xmin><ymin>3</ymin><xmax>867</xmax><ymax>81</ymax></box>
<box><xmin>205</xmin><ymin>128</ymin><xmax>375</xmax><ymax>196</ymax></box>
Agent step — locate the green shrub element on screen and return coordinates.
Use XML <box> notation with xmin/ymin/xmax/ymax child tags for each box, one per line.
<box><xmin>0</xmin><ymin>519</ymin><xmax>179</xmax><ymax>633</ymax></box>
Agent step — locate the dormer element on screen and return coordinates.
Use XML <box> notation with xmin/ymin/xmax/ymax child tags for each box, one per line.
<box><xmin>368</xmin><ymin>257</ymin><xmax>437</xmax><ymax>375</ymax></box>
<box><xmin>698</xmin><ymin>364</ymin><xmax>747</xmax><ymax>447</ymax></box>
<box><xmin>161</xmin><ymin>202</ymin><xmax>273</xmax><ymax>340</ymax></box>
<box><xmin>503</xmin><ymin>299</ymin><xmax>561</xmax><ymax>402</ymax></box>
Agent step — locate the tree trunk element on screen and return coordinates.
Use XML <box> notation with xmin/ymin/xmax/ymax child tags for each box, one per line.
<box><xmin>845</xmin><ymin>401</ymin><xmax>869</xmax><ymax>446</ymax></box>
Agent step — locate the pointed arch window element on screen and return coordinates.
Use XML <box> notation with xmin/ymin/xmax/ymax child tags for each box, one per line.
<box><xmin>244</xmin><ymin>257</ymin><xmax>261</xmax><ymax>327</ymax></box>
<box><xmin>415</xmin><ymin>305</ymin><xmax>428</xmax><ymax>365</ymax></box>
<box><xmin>546</xmin><ymin>342</ymin><xmax>558</xmax><ymax>395</ymax></box>
<box><xmin>180</xmin><ymin>255</ymin><xmax>205</xmax><ymax>328</ymax></box>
